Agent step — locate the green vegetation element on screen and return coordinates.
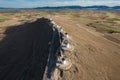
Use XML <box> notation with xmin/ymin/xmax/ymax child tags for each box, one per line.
<box><xmin>114</xmin><ymin>21</ymin><xmax>120</xmax><ymax>24</ymax></box>
<box><xmin>106</xmin><ymin>12</ymin><xmax>117</xmax><ymax>18</ymax></box>
<box><xmin>0</xmin><ymin>16</ymin><xmax>8</xmax><ymax>22</ymax></box>
<box><xmin>4</xmin><ymin>13</ymin><xmax>14</xmax><ymax>17</ymax></box>
<box><xmin>65</xmin><ymin>10</ymin><xmax>120</xmax><ymax>33</ymax></box>
<box><xmin>94</xmin><ymin>20</ymin><xmax>102</xmax><ymax>23</ymax></box>
<box><xmin>0</xmin><ymin>13</ymin><xmax>14</xmax><ymax>22</ymax></box>
<box><xmin>107</xmin><ymin>28</ymin><xmax>120</xmax><ymax>33</ymax></box>
<box><xmin>0</xmin><ymin>10</ymin><xmax>120</xmax><ymax>33</ymax></box>
<box><xmin>87</xmin><ymin>23</ymin><xmax>120</xmax><ymax>33</ymax></box>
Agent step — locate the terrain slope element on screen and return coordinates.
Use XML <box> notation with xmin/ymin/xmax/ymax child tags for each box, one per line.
<box><xmin>52</xmin><ymin>15</ymin><xmax>120</xmax><ymax>80</ymax></box>
<box><xmin>0</xmin><ymin>18</ymin><xmax>53</xmax><ymax>80</ymax></box>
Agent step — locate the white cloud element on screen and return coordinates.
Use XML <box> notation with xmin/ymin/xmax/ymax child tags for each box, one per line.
<box><xmin>0</xmin><ymin>0</ymin><xmax>120</xmax><ymax>8</ymax></box>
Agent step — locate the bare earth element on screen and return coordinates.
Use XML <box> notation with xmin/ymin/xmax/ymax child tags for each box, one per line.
<box><xmin>0</xmin><ymin>18</ymin><xmax>53</xmax><ymax>80</ymax></box>
<box><xmin>0</xmin><ymin>13</ymin><xmax>120</xmax><ymax>80</ymax></box>
<box><xmin>52</xmin><ymin>15</ymin><xmax>120</xmax><ymax>80</ymax></box>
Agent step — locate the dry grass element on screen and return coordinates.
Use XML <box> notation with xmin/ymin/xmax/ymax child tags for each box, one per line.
<box><xmin>0</xmin><ymin>13</ymin><xmax>14</xmax><ymax>22</ymax></box>
<box><xmin>62</xmin><ymin>10</ymin><xmax>120</xmax><ymax>33</ymax></box>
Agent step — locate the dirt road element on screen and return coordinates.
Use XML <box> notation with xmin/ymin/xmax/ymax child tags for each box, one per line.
<box><xmin>0</xmin><ymin>18</ymin><xmax>53</xmax><ymax>80</ymax></box>
<box><xmin>52</xmin><ymin>16</ymin><xmax>120</xmax><ymax>80</ymax></box>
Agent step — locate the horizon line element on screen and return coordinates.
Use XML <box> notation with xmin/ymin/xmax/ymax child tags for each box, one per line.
<box><xmin>0</xmin><ymin>5</ymin><xmax>120</xmax><ymax>9</ymax></box>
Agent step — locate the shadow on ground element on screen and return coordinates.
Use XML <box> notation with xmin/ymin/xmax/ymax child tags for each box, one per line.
<box><xmin>0</xmin><ymin>18</ymin><xmax>54</xmax><ymax>80</ymax></box>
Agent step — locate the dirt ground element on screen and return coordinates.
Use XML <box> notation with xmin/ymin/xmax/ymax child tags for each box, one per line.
<box><xmin>0</xmin><ymin>11</ymin><xmax>120</xmax><ymax>80</ymax></box>
<box><xmin>52</xmin><ymin>15</ymin><xmax>120</xmax><ymax>80</ymax></box>
<box><xmin>0</xmin><ymin>18</ymin><xmax>53</xmax><ymax>80</ymax></box>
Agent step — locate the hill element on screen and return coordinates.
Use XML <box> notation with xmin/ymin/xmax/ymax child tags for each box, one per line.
<box><xmin>0</xmin><ymin>6</ymin><xmax>120</xmax><ymax>10</ymax></box>
<box><xmin>34</xmin><ymin>6</ymin><xmax>120</xmax><ymax>9</ymax></box>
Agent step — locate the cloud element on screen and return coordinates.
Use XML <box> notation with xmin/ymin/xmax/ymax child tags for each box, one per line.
<box><xmin>0</xmin><ymin>0</ymin><xmax>120</xmax><ymax>8</ymax></box>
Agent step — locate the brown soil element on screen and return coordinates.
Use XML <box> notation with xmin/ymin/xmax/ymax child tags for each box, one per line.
<box><xmin>0</xmin><ymin>13</ymin><xmax>120</xmax><ymax>80</ymax></box>
<box><xmin>104</xmin><ymin>33</ymin><xmax>120</xmax><ymax>44</ymax></box>
<box><xmin>52</xmin><ymin>15</ymin><xmax>120</xmax><ymax>80</ymax></box>
<box><xmin>0</xmin><ymin>18</ymin><xmax>53</xmax><ymax>80</ymax></box>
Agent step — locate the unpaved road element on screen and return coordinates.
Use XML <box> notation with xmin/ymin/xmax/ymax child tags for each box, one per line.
<box><xmin>0</xmin><ymin>18</ymin><xmax>53</xmax><ymax>80</ymax></box>
<box><xmin>52</xmin><ymin>15</ymin><xmax>120</xmax><ymax>80</ymax></box>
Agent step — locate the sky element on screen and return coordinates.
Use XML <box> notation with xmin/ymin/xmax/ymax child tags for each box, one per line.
<box><xmin>0</xmin><ymin>0</ymin><xmax>120</xmax><ymax>8</ymax></box>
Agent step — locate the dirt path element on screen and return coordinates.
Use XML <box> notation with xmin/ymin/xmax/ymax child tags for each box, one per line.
<box><xmin>52</xmin><ymin>16</ymin><xmax>120</xmax><ymax>80</ymax></box>
<box><xmin>0</xmin><ymin>18</ymin><xmax>53</xmax><ymax>80</ymax></box>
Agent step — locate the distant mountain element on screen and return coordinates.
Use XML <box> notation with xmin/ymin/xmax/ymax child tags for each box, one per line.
<box><xmin>112</xmin><ymin>6</ymin><xmax>120</xmax><ymax>9</ymax></box>
<box><xmin>0</xmin><ymin>7</ymin><xmax>5</xmax><ymax>9</ymax></box>
<box><xmin>35</xmin><ymin>6</ymin><xmax>82</xmax><ymax>9</ymax></box>
<box><xmin>0</xmin><ymin>7</ymin><xmax>12</xmax><ymax>9</ymax></box>
<box><xmin>34</xmin><ymin>6</ymin><xmax>120</xmax><ymax>9</ymax></box>
<box><xmin>0</xmin><ymin>6</ymin><xmax>120</xmax><ymax>10</ymax></box>
<box><xmin>83</xmin><ymin>6</ymin><xmax>109</xmax><ymax>9</ymax></box>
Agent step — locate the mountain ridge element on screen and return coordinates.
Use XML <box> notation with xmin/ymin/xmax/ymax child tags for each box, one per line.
<box><xmin>34</xmin><ymin>6</ymin><xmax>120</xmax><ymax>9</ymax></box>
<box><xmin>0</xmin><ymin>6</ymin><xmax>120</xmax><ymax>9</ymax></box>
